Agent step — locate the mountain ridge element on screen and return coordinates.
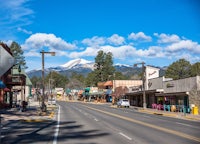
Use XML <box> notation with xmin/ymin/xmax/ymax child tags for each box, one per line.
<box><xmin>27</xmin><ymin>58</ymin><xmax>165</xmax><ymax>78</ymax></box>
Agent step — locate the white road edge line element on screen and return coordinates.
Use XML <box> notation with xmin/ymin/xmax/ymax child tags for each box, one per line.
<box><xmin>53</xmin><ymin>105</ymin><xmax>60</xmax><ymax>144</ymax></box>
<box><xmin>119</xmin><ymin>132</ymin><xmax>132</xmax><ymax>141</ymax></box>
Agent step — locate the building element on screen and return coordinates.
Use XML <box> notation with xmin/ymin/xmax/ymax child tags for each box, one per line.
<box><xmin>155</xmin><ymin>76</ymin><xmax>200</xmax><ymax>112</ymax></box>
<box><xmin>11</xmin><ymin>68</ymin><xmax>32</xmax><ymax>103</ymax></box>
<box><xmin>0</xmin><ymin>43</ymin><xmax>32</xmax><ymax>109</ymax></box>
<box><xmin>126</xmin><ymin>65</ymin><xmax>200</xmax><ymax>113</ymax></box>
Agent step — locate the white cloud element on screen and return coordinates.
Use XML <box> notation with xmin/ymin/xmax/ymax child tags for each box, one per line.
<box><xmin>82</xmin><ymin>36</ymin><xmax>106</xmax><ymax>47</ymax></box>
<box><xmin>175</xmin><ymin>53</ymin><xmax>200</xmax><ymax>64</ymax></box>
<box><xmin>2</xmin><ymin>40</ymin><xmax>13</xmax><ymax>46</ymax></box>
<box><xmin>104</xmin><ymin>45</ymin><xmax>137</xmax><ymax>59</ymax></box>
<box><xmin>22</xmin><ymin>33</ymin><xmax>76</xmax><ymax>50</ymax></box>
<box><xmin>69</xmin><ymin>45</ymin><xmax>136</xmax><ymax>59</ymax></box>
<box><xmin>69</xmin><ymin>44</ymin><xmax>164</xmax><ymax>60</ymax></box>
<box><xmin>166</xmin><ymin>40</ymin><xmax>200</xmax><ymax>53</ymax></box>
<box><xmin>0</xmin><ymin>0</ymin><xmax>34</xmax><ymax>41</ymax></box>
<box><xmin>48</xmin><ymin>48</ymin><xmax>69</xmax><ymax>56</ymax></box>
<box><xmin>24</xmin><ymin>50</ymin><xmax>40</xmax><ymax>57</ymax></box>
<box><xmin>69</xmin><ymin>43</ymin><xmax>166</xmax><ymax>61</ymax></box>
<box><xmin>128</xmin><ymin>32</ymin><xmax>152</xmax><ymax>42</ymax></box>
<box><xmin>136</xmin><ymin>46</ymin><xmax>164</xmax><ymax>58</ymax></box>
<box><xmin>20</xmin><ymin>32</ymin><xmax>200</xmax><ymax>71</ymax></box>
<box><xmin>69</xmin><ymin>47</ymin><xmax>98</xmax><ymax>58</ymax></box>
<box><xmin>154</xmin><ymin>33</ymin><xmax>180</xmax><ymax>43</ymax></box>
<box><xmin>107</xmin><ymin>34</ymin><xmax>125</xmax><ymax>45</ymax></box>
<box><xmin>17</xmin><ymin>27</ymin><xmax>32</xmax><ymax>34</ymax></box>
<box><xmin>0</xmin><ymin>0</ymin><xmax>34</xmax><ymax>24</ymax></box>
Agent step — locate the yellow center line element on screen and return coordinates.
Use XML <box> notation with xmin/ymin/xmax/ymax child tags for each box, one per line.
<box><xmin>83</xmin><ymin>105</ymin><xmax>200</xmax><ymax>143</ymax></box>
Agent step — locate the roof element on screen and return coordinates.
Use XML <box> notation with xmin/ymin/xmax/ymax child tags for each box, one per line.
<box><xmin>12</xmin><ymin>68</ymin><xmax>32</xmax><ymax>86</ymax></box>
<box><xmin>104</xmin><ymin>81</ymin><xmax>113</xmax><ymax>86</ymax></box>
<box><xmin>97</xmin><ymin>82</ymin><xmax>106</xmax><ymax>89</ymax></box>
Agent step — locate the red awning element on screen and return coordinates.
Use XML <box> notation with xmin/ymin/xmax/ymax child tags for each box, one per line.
<box><xmin>78</xmin><ymin>90</ymin><xmax>83</xmax><ymax>95</ymax></box>
<box><xmin>104</xmin><ymin>81</ymin><xmax>113</xmax><ymax>86</ymax></box>
<box><xmin>4</xmin><ymin>88</ymin><xmax>10</xmax><ymax>91</ymax></box>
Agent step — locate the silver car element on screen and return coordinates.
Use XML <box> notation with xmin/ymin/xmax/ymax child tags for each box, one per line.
<box><xmin>117</xmin><ymin>99</ymin><xmax>130</xmax><ymax>108</ymax></box>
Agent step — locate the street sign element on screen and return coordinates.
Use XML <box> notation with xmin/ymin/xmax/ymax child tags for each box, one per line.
<box><xmin>0</xmin><ymin>45</ymin><xmax>15</xmax><ymax>77</ymax></box>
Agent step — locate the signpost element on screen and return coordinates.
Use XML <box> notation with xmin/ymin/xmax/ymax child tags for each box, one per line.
<box><xmin>0</xmin><ymin>45</ymin><xmax>15</xmax><ymax>77</ymax></box>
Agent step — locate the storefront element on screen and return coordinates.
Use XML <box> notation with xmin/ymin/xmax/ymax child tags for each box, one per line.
<box><xmin>155</xmin><ymin>92</ymin><xmax>189</xmax><ymax>112</ymax></box>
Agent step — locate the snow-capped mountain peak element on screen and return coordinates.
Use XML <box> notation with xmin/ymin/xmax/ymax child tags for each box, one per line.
<box><xmin>115</xmin><ymin>63</ymin><xmax>131</xmax><ymax>67</ymax></box>
<box><xmin>60</xmin><ymin>58</ymin><xmax>94</xmax><ymax>70</ymax></box>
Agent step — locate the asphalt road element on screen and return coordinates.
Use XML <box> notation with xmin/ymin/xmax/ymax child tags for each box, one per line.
<box><xmin>56</xmin><ymin>101</ymin><xmax>200</xmax><ymax>144</ymax></box>
<box><xmin>1</xmin><ymin>118</ymin><xmax>55</xmax><ymax>144</ymax></box>
<box><xmin>1</xmin><ymin>101</ymin><xmax>200</xmax><ymax>144</ymax></box>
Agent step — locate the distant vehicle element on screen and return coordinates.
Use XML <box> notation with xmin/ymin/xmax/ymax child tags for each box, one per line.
<box><xmin>117</xmin><ymin>99</ymin><xmax>130</xmax><ymax>108</ymax></box>
<box><xmin>48</xmin><ymin>98</ymin><xmax>56</xmax><ymax>105</ymax></box>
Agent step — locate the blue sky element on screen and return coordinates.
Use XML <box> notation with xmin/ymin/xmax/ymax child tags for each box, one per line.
<box><xmin>0</xmin><ymin>0</ymin><xmax>200</xmax><ymax>71</ymax></box>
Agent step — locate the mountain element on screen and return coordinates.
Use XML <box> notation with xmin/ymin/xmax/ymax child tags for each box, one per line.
<box><xmin>60</xmin><ymin>58</ymin><xmax>94</xmax><ymax>70</ymax></box>
<box><xmin>27</xmin><ymin>58</ymin><xmax>165</xmax><ymax>78</ymax></box>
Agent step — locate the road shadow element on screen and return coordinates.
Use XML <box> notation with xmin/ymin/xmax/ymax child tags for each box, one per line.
<box><xmin>1</xmin><ymin>120</ymin><xmax>110</xmax><ymax>144</ymax></box>
<box><xmin>57</xmin><ymin>121</ymin><xmax>110</xmax><ymax>143</ymax></box>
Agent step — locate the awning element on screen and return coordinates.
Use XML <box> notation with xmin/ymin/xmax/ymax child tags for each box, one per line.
<box><xmin>126</xmin><ymin>89</ymin><xmax>162</xmax><ymax>96</ymax></box>
<box><xmin>0</xmin><ymin>80</ymin><xmax>6</xmax><ymax>88</ymax></box>
<box><xmin>155</xmin><ymin>92</ymin><xmax>188</xmax><ymax>97</ymax></box>
<box><xmin>85</xmin><ymin>87</ymin><xmax>90</xmax><ymax>92</ymax></box>
<box><xmin>4</xmin><ymin>88</ymin><xmax>10</xmax><ymax>91</ymax></box>
<box><xmin>78</xmin><ymin>90</ymin><xmax>83</xmax><ymax>95</ymax></box>
<box><xmin>104</xmin><ymin>81</ymin><xmax>113</xmax><ymax>86</ymax></box>
<box><xmin>90</xmin><ymin>91</ymin><xmax>104</xmax><ymax>96</ymax></box>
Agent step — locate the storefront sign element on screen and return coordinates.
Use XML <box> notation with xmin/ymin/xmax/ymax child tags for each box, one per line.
<box><xmin>130</xmin><ymin>86</ymin><xmax>142</xmax><ymax>92</ymax></box>
<box><xmin>166</xmin><ymin>83</ymin><xmax>174</xmax><ymax>88</ymax></box>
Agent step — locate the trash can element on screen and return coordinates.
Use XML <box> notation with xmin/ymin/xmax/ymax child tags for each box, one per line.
<box><xmin>192</xmin><ymin>106</ymin><xmax>198</xmax><ymax>115</ymax></box>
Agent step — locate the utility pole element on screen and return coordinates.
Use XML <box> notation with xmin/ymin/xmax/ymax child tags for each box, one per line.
<box><xmin>134</xmin><ymin>62</ymin><xmax>146</xmax><ymax>109</ymax></box>
<box><xmin>40</xmin><ymin>50</ymin><xmax>55</xmax><ymax>112</ymax></box>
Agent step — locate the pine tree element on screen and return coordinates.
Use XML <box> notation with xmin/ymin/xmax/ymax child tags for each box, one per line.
<box><xmin>165</xmin><ymin>59</ymin><xmax>191</xmax><ymax>80</ymax></box>
<box><xmin>10</xmin><ymin>41</ymin><xmax>27</xmax><ymax>69</ymax></box>
<box><xmin>191</xmin><ymin>62</ymin><xmax>200</xmax><ymax>76</ymax></box>
<box><xmin>92</xmin><ymin>50</ymin><xmax>115</xmax><ymax>85</ymax></box>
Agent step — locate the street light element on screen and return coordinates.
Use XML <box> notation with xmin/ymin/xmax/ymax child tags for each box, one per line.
<box><xmin>40</xmin><ymin>50</ymin><xmax>55</xmax><ymax>112</ymax></box>
<box><xmin>134</xmin><ymin>62</ymin><xmax>146</xmax><ymax>109</ymax></box>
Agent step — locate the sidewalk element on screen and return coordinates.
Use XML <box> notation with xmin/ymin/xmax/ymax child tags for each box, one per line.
<box><xmin>108</xmin><ymin>103</ymin><xmax>200</xmax><ymax>121</ymax></box>
<box><xmin>79</xmin><ymin>101</ymin><xmax>200</xmax><ymax>121</ymax></box>
<box><xmin>133</xmin><ymin>106</ymin><xmax>200</xmax><ymax>121</ymax></box>
<box><xmin>0</xmin><ymin>101</ymin><xmax>56</xmax><ymax>127</ymax></box>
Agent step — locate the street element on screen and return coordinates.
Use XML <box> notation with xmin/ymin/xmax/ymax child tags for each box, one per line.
<box><xmin>1</xmin><ymin>101</ymin><xmax>200</xmax><ymax>144</ymax></box>
<box><xmin>56</xmin><ymin>101</ymin><xmax>200</xmax><ymax>144</ymax></box>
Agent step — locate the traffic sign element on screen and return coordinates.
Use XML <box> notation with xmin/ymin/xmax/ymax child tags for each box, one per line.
<box><xmin>0</xmin><ymin>45</ymin><xmax>15</xmax><ymax>77</ymax></box>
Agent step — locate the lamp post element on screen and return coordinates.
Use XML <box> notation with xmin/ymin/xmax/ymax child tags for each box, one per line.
<box><xmin>134</xmin><ymin>62</ymin><xmax>146</xmax><ymax>109</ymax></box>
<box><xmin>40</xmin><ymin>50</ymin><xmax>55</xmax><ymax>112</ymax></box>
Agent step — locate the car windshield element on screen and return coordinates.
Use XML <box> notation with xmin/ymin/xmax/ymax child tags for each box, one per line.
<box><xmin>122</xmin><ymin>99</ymin><xmax>128</xmax><ymax>102</ymax></box>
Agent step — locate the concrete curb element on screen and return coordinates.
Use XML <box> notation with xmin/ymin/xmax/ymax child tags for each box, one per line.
<box><xmin>108</xmin><ymin>104</ymin><xmax>200</xmax><ymax>122</ymax></box>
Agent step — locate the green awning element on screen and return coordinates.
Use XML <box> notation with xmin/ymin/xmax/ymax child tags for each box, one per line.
<box><xmin>85</xmin><ymin>87</ymin><xmax>90</xmax><ymax>92</ymax></box>
<box><xmin>89</xmin><ymin>91</ymin><xmax>104</xmax><ymax>96</ymax></box>
<box><xmin>12</xmin><ymin>68</ymin><xmax>32</xmax><ymax>86</ymax></box>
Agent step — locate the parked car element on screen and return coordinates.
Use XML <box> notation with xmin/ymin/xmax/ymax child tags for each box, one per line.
<box><xmin>48</xmin><ymin>98</ymin><xmax>56</xmax><ymax>105</ymax></box>
<box><xmin>117</xmin><ymin>99</ymin><xmax>130</xmax><ymax>108</ymax></box>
